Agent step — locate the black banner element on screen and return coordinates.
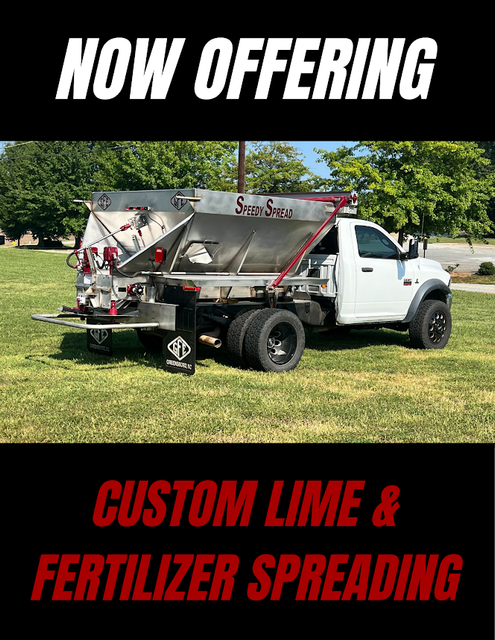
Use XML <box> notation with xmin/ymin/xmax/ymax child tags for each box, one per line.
<box><xmin>2</xmin><ymin>444</ymin><xmax>493</xmax><ymax>636</ymax></box>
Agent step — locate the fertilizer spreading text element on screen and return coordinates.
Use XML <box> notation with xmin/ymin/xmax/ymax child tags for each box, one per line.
<box><xmin>31</xmin><ymin>479</ymin><xmax>462</xmax><ymax>602</ymax></box>
<box><xmin>55</xmin><ymin>37</ymin><xmax>438</xmax><ymax>101</ymax></box>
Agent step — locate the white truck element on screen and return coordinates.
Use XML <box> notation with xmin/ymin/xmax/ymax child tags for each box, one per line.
<box><xmin>32</xmin><ymin>189</ymin><xmax>452</xmax><ymax>374</ymax></box>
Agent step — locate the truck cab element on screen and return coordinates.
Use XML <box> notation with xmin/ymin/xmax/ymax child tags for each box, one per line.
<box><xmin>296</xmin><ymin>217</ymin><xmax>452</xmax><ymax>339</ymax></box>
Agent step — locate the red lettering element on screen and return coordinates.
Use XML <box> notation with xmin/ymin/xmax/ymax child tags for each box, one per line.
<box><xmin>337</xmin><ymin>480</ymin><xmax>365</xmax><ymax>526</ymax></box>
<box><xmin>74</xmin><ymin>554</ymin><xmax>105</xmax><ymax>601</ymax></box>
<box><xmin>152</xmin><ymin>554</ymin><xmax>172</xmax><ymax>600</ymax></box>
<box><xmin>321</xmin><ymin>554</ymin><xmax>348</xmax><ymax>600</ymax></box>
<box><xmin>187</xmin><ymin>554</ymin><xmax>215</xmax><ymax>600</ymax></box>
<box><xmin>212</xmin><ymin>480</ymin><xmax>257</xmax><ymax>526</ymax></box>
<box><xmin>170</xmin><ymin>481</ymin><xmax>194</xmax><ymax>526</ymax></box>
<box><xmin>164</xmin><ymin>554</ymin><xmax>194</xmax><ymax>600</ymax></box>
<box><xmin>266</xmin><ymin>198</ymin><xmax>273</xmax><ymax>216</ymax></box>
<box><xmin>209</xmin><ymin>554</ymin><xmax>239</xmax><ymax>600</ymax></box>
<box><xmin>394</xmin><ymin>553</ymin><xmax>413</xmax><ymax>600</ymax></box>
<box><xmin>189</xmin><ymin>480</ymin><xmax>217</xmax><ymax>526</ymax></box>
<box><xmin>285</xmin><ymin>480</ymin><xmax>304</xmax><ymax>526</ymax></box>
<box><xmin>142</xmin><ymin>480</ymin><xmax>170</xmax><ymax>526</ymax></box>
<box><xmin>271</xmin><ymin>554</ymin><xmax>301</xmax><ymax>600</ymax></box>
<box><xmin>120</xmin><ymin>554</ymin><xmax>139</xmax><ymax>600</ymax></box>
<box><xmin>52</xmin><ymin>554</ymin><xmax>80</xmax><ymax>600</ymax></box>
<box><xmin>103</xmin><ymin>554</ymin><xmax>127</xmax><ymax>600</ymax></box>
<box><xmin>341</xmin><ymin>554</ymin><xmax>371</xmax><ymax>600</ymax></box>
<box><xmin>132</xmin><ymin>555</ymin><xmax>153</xmax><ymax>600</ymax></box>
<box><xmin>368</xmin><ymin>555</ymin><xmax>399</xmax><ymax>600</ymax></box>
<box><xmin>264</xmin><ymin>481</ymin><xmax>285</xmax><ymax>526</ymax></box>
<box><xmin>434</xmin><ymin>554</ymin><xmax>462</xmax><ymax>600</ymax></box>
<box><xmin>31</xmin><ymin>554</ymin><xmax>59</xmax><ymax>600</ymax></box>
<box><xmin>247</xmin><ymin>554</ymin><xmax>275</xmax><ymax>600</ymax></box>
<box><xmin>295</xmin><ymin>554</ymin><xmax>327</xmax><ymax>600</ymax></box>
<box><xmin>406</xmin><ymin>554</ymin><xmax>438</xmax><ymax>600</ymax></box>
<box><xmin>235</xmin><ymin>195</ymin><xmax>244</xmax><ymax>213</ymax></box>
<box><xmin>118</xmin><ymin>481</ymin><xmax>148</xmax><ymax>527</ymax></box>
<box><xmin>298</xmin><ymin>481</ymin><xmax>343</xmax><ymax>526</ymax></box>
<box><xmin>93</xmin><ymin>480</ymin><xmax>121</xmax><ymax>526</ymax></box>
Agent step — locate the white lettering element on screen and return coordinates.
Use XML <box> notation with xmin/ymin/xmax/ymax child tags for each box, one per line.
<box><xmin>313</xmin><ymin>38</ymin><xmax>354</xmax><ymax>99</ymax></box>
<box><xmin>345</xmin><ymin>39</ymin><xmax>371</xmax><ymax>99</ymax></box>
<box><xmin>362</xmin><ymin>38</ymin><xmax>405</xmax><ymax>99</ymax></box>
<box><xmin>283</xmin><ymin>38</ymin><xmax>320</xmax><ymax>99</ymax></box>
<box><xmin>93</xmin><ymin>38</ymin><xmax>132</xmax><ymax>100</ymax></box>
<box><xmin>194</xmin><ymin>37</ymin><xmax>233</xmax><ymax>100</ymax></box>
<box><xmin>55</xmin><ymin>38</ymin><xmax>99</xmax><ymax>99</ymax></box>
<box><xmin>130</xmin><ymin>38</ymin><xmax>186</xmax><ymax>99</ymax></box>
<box><xmin>399</xmin><ymin>37</ymin><xmax>438</xmax><ymax>99</ymax></box>
<box><xmin>255</xmin><ymin>38</ymin><xmax>292</xmax><ymax>99</ymax></box>
<box><xmin>227</xmin><ymin>38</ymin><xmax>264</xmax><ymax>99</ymax></box>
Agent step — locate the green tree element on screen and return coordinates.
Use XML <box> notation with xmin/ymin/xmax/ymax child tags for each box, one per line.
<box><xmin>316</xmin><ymin>141</ymin><xmax>495</xmax><ymax>241</ymax></box>
<box><xmin>242</xmin><ymin>141</ymin><xmax>325</xmax><ymax>194</ymax></box>
<box><xmin>95</xmin><ymin>141</ymin><xmax>239</xmax><ymax>192</ymax></box>
<box><xmin>475</xmin><ymin>141</ymin><xmax>495</xmax><ymax>234</ymax></box>
<box><xmin>0</xmin><ymin>141</ymin><xmax>103</xmax><ymax>246</ymax></box>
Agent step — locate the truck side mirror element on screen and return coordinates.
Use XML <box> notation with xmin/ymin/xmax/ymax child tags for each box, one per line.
<box><xmin>408</xmin><ymin>238</ymin><xmax>419</xmax><ymax>260</ymax></box>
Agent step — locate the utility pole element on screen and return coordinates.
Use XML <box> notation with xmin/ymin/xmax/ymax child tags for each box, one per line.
<box><xmin>238</xmin><ymin>141</ymin><xmax>245</xmax><ymax>193</ymax></box>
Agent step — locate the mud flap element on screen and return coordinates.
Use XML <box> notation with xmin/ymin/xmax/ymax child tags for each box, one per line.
<box><xmin>86</xmin><ymin>320</ymin><xmax>113</xmax><ymax>356</ymax></box>
<box><xmin>162</xmin><ymin>286</ymin><xmax>199</xmax><ymax>375</ymax></box>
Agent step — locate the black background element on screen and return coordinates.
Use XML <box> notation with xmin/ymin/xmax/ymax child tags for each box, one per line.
<box><xmin>2</xmin><ymin>444</ymin><xmax>493</xmax><ymax>636</ymax></box>
<box><xmin>2</xmin><ymin>23</ymin><xmax>494</xmax><ymax>637</ymax></box>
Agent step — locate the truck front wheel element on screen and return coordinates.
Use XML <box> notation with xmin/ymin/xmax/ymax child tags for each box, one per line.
<box><xmin>244</xmin><ymin>308</ymin><xmax>306</xmax><ymax>372</ymax></box>
<box><xmin>409</xmin><ymin>299</ymin><xmax>452</xmax><ymax>349</ymax></box>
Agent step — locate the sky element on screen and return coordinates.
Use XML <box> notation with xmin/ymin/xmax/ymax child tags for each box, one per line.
<box><xmin>286</xmin><ymin>141</ymin><xmax>351</xmax><ymax>176</ymax></box>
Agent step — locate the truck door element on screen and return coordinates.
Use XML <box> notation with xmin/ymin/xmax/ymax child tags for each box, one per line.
<box><xmin>352</xmin><ymin>222</ymin><xmax>416</xmax><ymax>320</ymax></box>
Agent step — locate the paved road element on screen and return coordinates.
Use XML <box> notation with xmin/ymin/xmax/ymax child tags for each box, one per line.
<box><xmin>422</xmin><ymin>242</ymin><xmax>495</xmax><ymax>273</ymax></box>
<box><xmin>450</xmin><ymin>282</ymin><xmax>495</xmax><ymax>294</ymax></box>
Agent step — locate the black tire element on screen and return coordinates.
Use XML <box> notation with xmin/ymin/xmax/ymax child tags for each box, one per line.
<box><xmin>226</xmin><ymin>308</ymin><xmax>263</xmax><ymax>361</ymax></box>
<box><xmin>136</xmin><ymin>329</ymin><xmax>163</xmax><ymax>352</ymax></box>
<box><xmin>409</xmin><ymin>299</ymin><xmax>452</xmax><ymax>349</ymax></box>
<box><xmin>244</xmin><ymin>308</ymin><xmax>306</xmax><ymax>372</ymax></box>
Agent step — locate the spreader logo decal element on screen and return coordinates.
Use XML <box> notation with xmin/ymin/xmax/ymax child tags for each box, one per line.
<box><xmin>90</xmin><ymin>328</ymin><xmax>109</xmax><ymax>344</ymax></box>
<box><xmin>167</xmin><ymin>335</ymin><xmax>191</xmax><ymax>361</ymax></box>
<box><xmin>170</xmin><ymin>191</ymin><xmax>188</xmax><ymax>211</ymax></box>
<box><xmin>97</xmin><ymin>194</ymin><xmax>112</xmax><ymax>210</ymax></box>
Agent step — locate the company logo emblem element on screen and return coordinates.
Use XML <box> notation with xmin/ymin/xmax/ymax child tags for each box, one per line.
<box><xmin>90</xmin><ymin>328</ymin><xmax>109</xmax><ymax>344</ymax></box>
<box><xmin>170</xmin><ymin>191</ymin><xmax>188</xmax><ymax>211</ymax></box>
<box><xmin>97</xmin><ymin>194</ymin><xmax>112</xmax><ymax>210</ymax></box>
<box><xmin>167</xmin><ymin>335</ymin><xmax>191</xmax><ymax>361</ymax></box>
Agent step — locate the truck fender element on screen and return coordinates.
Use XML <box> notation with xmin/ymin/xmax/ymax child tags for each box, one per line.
<box><xmin>402</xmin><ymin>279</ymin><xmax>452</xmax><ymax>324</ymax></box>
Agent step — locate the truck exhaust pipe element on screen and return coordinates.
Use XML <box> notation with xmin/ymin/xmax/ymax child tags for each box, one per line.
<box><xmin>199</xmin><ymin>334</ymin><xmax>222</xmax><ymax>348</ymax></box>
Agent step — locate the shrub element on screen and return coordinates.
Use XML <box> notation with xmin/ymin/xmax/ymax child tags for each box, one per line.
<box><xmin>477</xmin><ymin>261</ymin><xmax>495</xmax><ymax>276</ymax></box>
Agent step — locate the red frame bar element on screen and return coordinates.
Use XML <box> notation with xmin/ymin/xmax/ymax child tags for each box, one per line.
<box><xmin>268</xmin><ymin>195</ymin><xmax>349</xmax><ymax>290</ymax></box>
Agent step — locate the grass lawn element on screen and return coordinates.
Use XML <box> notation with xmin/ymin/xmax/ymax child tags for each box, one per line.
<box><xmin>429</xmin><ymin>236</ymin><xmax>495</xmax><ymax>245</ymax></box>
<box><xmin>1</xmin><ymin>247</ymin><xmax>494</xmax><ymax>443</ymax></box>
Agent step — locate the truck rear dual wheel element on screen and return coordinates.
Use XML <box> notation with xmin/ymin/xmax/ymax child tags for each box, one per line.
<box><xmin>409</xmin><ymin>299</ymin><xmax>452</xmax><ymax>349</ymax></box>
<box><xmin>243</xmin><ymin>308</ymin><xmax>306</xmax><ymax>372</ymax></box>
<box><xmin>226</xmin><ymin>308</ymin><xmax>263</xmax><ymax>361</ymax></box>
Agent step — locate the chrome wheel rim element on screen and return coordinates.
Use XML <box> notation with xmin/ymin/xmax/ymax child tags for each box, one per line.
<box><xmin>266</xmin><ymin>323</ymin><xmax>297</xmax><ymax>365</ymax></box>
